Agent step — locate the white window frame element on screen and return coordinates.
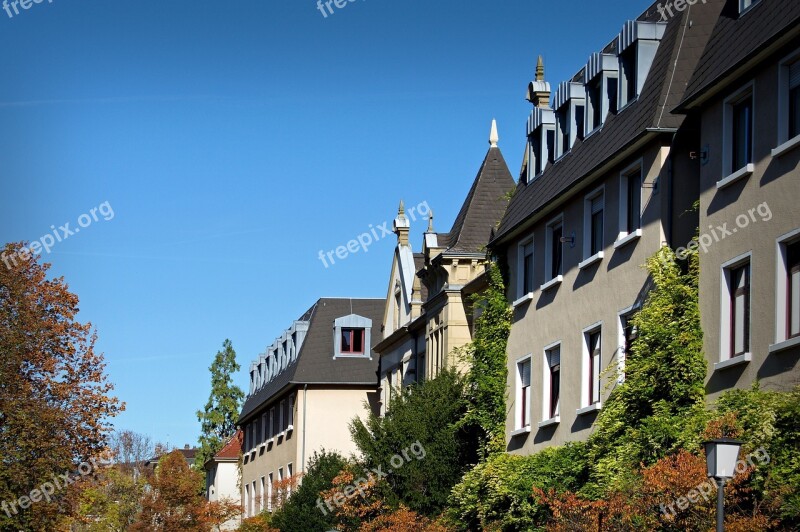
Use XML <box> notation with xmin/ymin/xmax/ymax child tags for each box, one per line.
<box><xmin>541</xmin><ymin>341</ymin><xmax>561</xmax><ymax>425</ymax></box>
<box><xmin>720</xmin><ymin>81</ymin><xmax>755</xmax><ymax>184</ymax></box>
<box><xmin>543</xmin><ymin>215</ymin><xmax>564</xmax><ymax>289</ymax></box>
<box><xmin>515</xmin><ymin>235</ymin><xmax>535</xmax><ymax>303</ymax></box>
<box><xmin>244</xmin><ymin>483</ymin><xmax>251</xmax><ymax>518</ymax></box>
<box><xmin>259</xmin><ymin>476</ymin><xmax>265</xmax><ymax>512</ymax></box>
<box><xmin>718</xmin><ymin>252</ymin><xmax>753</xmax><ymax>369</ymax></box>
<box><xmin>581</xmin><ymin>322</ymin><xmax>603</xmax><ymax>409</ymax></box>
<box><xmin>581</xmin><ymin>185</ymin><xmax>605</xmax><ymax>267</ymax></box>
<box><xmin>277</xmin><ymin>468</ymin><xmax>283</xmax><ymax>506</ymax></box>
<box><xmin>617</xmin><ymin>305</ymin><xmax>640</xmax><ymax>385</ymax></box>
<box><xmin>773</xmin><ymin>228</ymin><xmax>800</xmax><ymax>351</ymax></box>
<box><xmin>773</xmin><ymin>48</ymin><xmax>800</xmax><ymax>157</ymax></box>
<box><xmin>267</xmin><ymin>472</ymin><xmax>274</xmax><ymax>512</ymax></box>
<box><xmin>287</xmin><ymin>463</ymin><xmax>293</xmax><ymax>497</ymax></box>
<box><xmin>617</xmin><ymin>160</ymin><xmax>644</xmax><ymax>246</ymax></box>
<box><xmin>514</xmin><ymin>354</ymin><xmax>532</xmax><ymax>432</ymax></box>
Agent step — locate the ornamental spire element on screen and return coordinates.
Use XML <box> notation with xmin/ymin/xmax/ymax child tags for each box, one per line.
<box><xmin>489</xmin><ymin>119</ymin><xmax>499</xmax><ymax>148</ymax></box>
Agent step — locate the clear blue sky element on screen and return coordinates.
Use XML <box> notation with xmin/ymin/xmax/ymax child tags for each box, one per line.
<box><xmin>0</xmin><ymin>0</ymin><xmax>648</xmax><ymax>448</ymax></box>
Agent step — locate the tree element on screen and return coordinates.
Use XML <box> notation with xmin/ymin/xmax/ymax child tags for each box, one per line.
<box><xmin>74</xmin><ymin>466</ymin><xmax>148</xmax><ymax>532</ymax></box>
<box><xmin>0</xmin><ymin>242</ymin><xmax>123</xmax><ymax>531</ymax></box>
<box><xmin>457</xmin><ymin>261</ymin><xmax>511</xmax><ymax>456</ymax></box>
<box><xmin>195</xmin><ymin>339</ymin><xmax>244</xmax><ymax>476</ymax></box>
<box><xmin>110</xmin><ymin>430</ymin><xmax>154</xmax><ymax>474</ymax></box>
<box><xmin>132</xmin><ymin>450</ymin><xmax>239</xmax><ymax>531</ymax></box>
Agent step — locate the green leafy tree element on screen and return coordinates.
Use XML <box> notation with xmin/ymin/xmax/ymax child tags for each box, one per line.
<box><xmin>195</xmin><ymin>340</ymin><xmax>244</xmax><ymax>476</ymax></box>
<box><xmin>268</xmin><ymin>450</ymin><xmax>350</xmax><ymax>532</ymax></box>
<box><xmin>350</xmin><ymin>369</ymin><xmax>479</xmax><ymax>516</ymax></box>
<box><xmin>457</xmin><ymin>262</ymin><xmax>511</xmax><ymax>456</ymax></box>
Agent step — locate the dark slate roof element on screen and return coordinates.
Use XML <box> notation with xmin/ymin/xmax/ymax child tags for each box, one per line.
<box><xmin>238</xmin><ymin>298</ymin><xmax>383</xmax><ymax>422</ymax></box>
<box><xmin>440</xmin><ymin>146</ymin><xmax>515</xmax><ymax>253</ymax></box>
<box><xmin>678</xmin><ymin>0</ymin><xmax>800</xmax><ymax>110</ymax></box>
<box><xmin>412</xmin><ymin>253</ymin><xmax>429</xmax><ymax>302</ymax></box>
<box><xmin>493</xmin><ymin>0</ymin><xmax>718</xmax><ymax>243</ymax></box>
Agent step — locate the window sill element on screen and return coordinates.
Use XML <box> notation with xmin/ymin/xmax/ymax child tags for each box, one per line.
<box><xmin>578</xmin><ymin>251</ymin><xmax>604</xmax><ymax>270</ymax></box>
<box><xmin>286</xmin><ymin>425</ymin><xmax>294</xmax><ymax>433</ymax></box>
<box><xmin>713</xmin><ymin>352</ymin><xmax>752</xmax><ymax>371</ymax></box>
<box><xmin>540</xmin><ymin>275</ymin><xmax>563</xmax><ymax>292</ymax></box>
<box><xmin>510</xmin><ymin>426</ymin><xmax>531</xmax><ymax>437</ymax></box>
<box><xmin>771</xmin><ymin>135</ymin><xmax>800</xmax><ymax>158</ymax></box>
<box><xmin>512</xmin><ymin>293</ymin><xmax>534</xmax><ymax>308</ymax></box>
<box><xmin>769</xmin><ymin>336</ymin><xmax>800</xmax><ymax>354</ymax></box>
<box><xmin>613</xmin><ymin>229</ymin><xmax>642</xmax><ymax>250</ymax></box>
<box><xmin>716</xmin><ymin>163</ymin><xmax>754</xmax><ymax>189</ymax></box>
<box><xmin>538</xmin><ymin>416</ymin><xmax>560</xmax><ymax>429</ymax></box>
<box><xmin>576</xmin><ymin>403</ymin><xmax>602</xmax><ymax>416</ymax></box>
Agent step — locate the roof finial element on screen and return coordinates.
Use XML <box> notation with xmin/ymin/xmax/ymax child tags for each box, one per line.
<box><xmin>398</xmin><ymin>199</ymin><xmax>405</xmax><ymax>216</ymax></box>
<box><xmin>427</xmin><ymin>210</ymin><xmax>435</xmax><ymax>233</ymax></box>
<box><xmin>489</xmin><ymin>119</ymin><xmax>499</xmax><ymax>148</ymax></box>
<box><xmin>536</xmin><ymin>55</ymin><xmax>545</xmax><ymax>81</ymax></box>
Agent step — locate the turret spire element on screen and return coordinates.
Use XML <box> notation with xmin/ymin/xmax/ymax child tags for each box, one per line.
<box><xmin>489</xmin><ymin>119</ymin><xmax>499</xmax><ymax>148</ymax></box>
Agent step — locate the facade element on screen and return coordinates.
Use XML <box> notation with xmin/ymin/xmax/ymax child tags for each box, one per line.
<box><xmin>491</xmin><ymin>1</ymin><xmax>717</xmax><ymax>453</ymax></box>
<box><xmin>237</xmin><ymin>298</ymin><xmax>383</xmax><ymax>518</ymax></box>
<box><xmin>375</xmin><ymin>122</ymin><xmax>515</xmax><ymax>414</ymax></box>
<box><xmin>205</xmin><ymin>431</ymin><xmax>243</xmax><ymax>531</ymax></box>
<box><xmin>673</xmin><ymin>0</ymin><xmax>800</xmax><ymax>398</ymax></box>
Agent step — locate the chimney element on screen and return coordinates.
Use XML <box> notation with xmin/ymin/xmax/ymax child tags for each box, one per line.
<box><xmin>184</xmin><ymin>444</ymin><xmax>190</xmax><ymax>450</ymax></box>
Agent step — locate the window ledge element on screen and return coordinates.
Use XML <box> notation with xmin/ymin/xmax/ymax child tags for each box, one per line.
<box><xmin>286</xmin><ymin>425</ymin><xmax>294</xmax><ymax>433</ymax></box>
<box><xmin>512</xmin><ymin>293</ymin><xmax>534</xmax><ymax>308</ymax></box>
<box><xmin>576</xmin><ymin>403</ymin><xmax>602</xmax><ymax>416</ymax></box>
<box><xmin>716</xmin><ymin>163</ymin><xmax>754</xmax><ymax>189</ymax></box>
<box><xmin>771</xmin><ymin>135</ymin><xmax>800</xmax><ymax>158</ymax></box>
<box><xmin>579</xmin><ymin>251</ymin><xmax>604</xmax><ymax>270</ymax></box>
<box><xmin>538</xmin><ymin>416</ymin><xmax>560</xmax><ymax>429</ymax></box>
<box><xmin>510</xmin><ymin>426</ymin><xmax>531</xmax><ymax>437</ymax></box>
<box><xmin>540</xmin><ymin>275</ymin><xmax>563</xmax><ymax>292</ymax></box>
<box><xmin>713</xmin><ymin>352</ymin><xmax>752</xmax><ymax>371</ymax></box>
<box><xmin>769</xmin><ymin>336</ymin><xmax>800</xmax><ymax>354</ymax></box>
<box><xmin>613</xmin><ymin>229</ymin><xmax>642</xmax><ymax>250</ymax></box>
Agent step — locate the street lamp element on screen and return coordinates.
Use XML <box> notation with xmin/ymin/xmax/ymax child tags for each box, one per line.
<box><xmin>703</xmin><ymin>438</ymin><xmax>742</xmax><ymax>532</ymax></box>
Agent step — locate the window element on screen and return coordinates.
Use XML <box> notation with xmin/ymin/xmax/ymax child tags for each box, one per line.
<box><xmin>288</xmin><ymin>395</ymin><xmax>295</xmax><ymax>428</ymax></box>
<box><xmin>546</xmin><ymin>346</ymin><xmax>561</xmax><ymax>419</ymax></box>
<box><xmin>619</xmin><ymin>164</ymin><xmax>642</xmax><ymax>241</ymax></box>
<box><xmin>522</xmin><ymin>240</ymin><xmax>534</xmax><ymax>294</ymax></box>
<box><xmin>287</xmin><ymin>464</ymin><xmax>293</xmax><ymax>497</ymax></box>
<box><xmin>277</xmin><ymin>468</ymin><xmax>283</xmax><ymax>506</ymax></box>
<box><xmin>587</xmin><ymin>77</ymin><xmax>602</xmax><ymax>133</ymax></box>
<box><xmin>776</xmin><ymin>54</ymin><xmax>800</xmax><ymax>151</ymax></box>
<box><xmin>586</xmin><ymin>330</ymin><xmax>602</xmax><ymax>405</ymax></box>
<box><xmin>575</xmin><ymin>105</ymin><xmax>585</xmax><ymax>141</ymax></box>
<box><xmin>732</xmin><ymin>96</ymin><xmax>753</xmax><ymax>172</ymax></box>
<box><xmin>557</xmin><ymin>109</ymin><xmax>569</xmax><ymax>158</ymax></box>
<box><xmin>252</xmin><ymin>481</ymin><xmax>258</xmax><ymax>514</ymax></box>
<box><xmin>619</xmin><ymin>308</ymin><xmax>639</xmax><ymax>383</ymax></box>
<box><xmin>279</xmin><ymin>400</ymin><xmax>285</xmax><ymax>433</ymax></box>
<box><xmin>261</xmin><ymin>413</ymin><xmax>267</xmax><ymax>443</ymax></box>
<box><xmin>545</xmin><ymin>218</ymin><xmax>563</xmax><ymax>283</ymax></box>
<box><xmin>619</xmin><ymin>47</ymin><xmax>637</xmax><ymax>107</ymax></box>
<box><xmin>532</xmin><ymin>132</ymin><xmax>542</xmax><ymax>176</ymax></box>
<box><xmin>582</xmin><ymin>190</ymin><xmax>605</xmax><ymax>258</ymax></box>
<box><xmin>341</xmin><ymin>328</ymin><xmax>365</xmax><ymax>354</ymax></box>
<box><xmin>788</xmin><ymin>241</ymin><xmax>800</xmax><ymax>339</ymax></box>
<box><xmin>721</xmin><ymin>260</ymin><xmax>751</xmax><ymax>359</ymax></box>
<box><xmin>608</xmin><ymin>75</ymin><xmax>619</xmax><ymax>114</ymax></box>
<box><xmin>245</xmin><ymin>484</ymin><xmax>251</xmax><ymax>517</ymax></box>
<box><xmin>267</xmin><ymin>473</ymin><xmax>274</xmax><ymax>512</ymax></box>
<box><xmin>517</xmin><ymin>357</ymin><xmax>532</xmax><ymax>428</ymax></box>
<box><xmin>271</xmin><ymin>406</ymin><xmax>278</xmax><ymax>437</ymax></box>
<box><xmin>546</xmin><ymin>130</ymin><xmax>555</xmax><ymax>164</ymax></box>
<box><xmin>260</xmin><ymin>477</ymin><xmax>265</xmax><ymax>512</ymax></box>
<box><xmin>334</xmin><ymin>315</ymin><xmax>373</xmax><ymax>358</ymax></box>
<box><xmin>791</xmin><ymin>63</ymin><xmax>800</xmax><ymax>140</ymax></box>
<box><xmin>739</xmin><ymin>0</ymin><xmax>760</xmax><ymax>14</ymax></box>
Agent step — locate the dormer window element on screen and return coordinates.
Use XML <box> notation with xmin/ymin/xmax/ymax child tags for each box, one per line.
<box><xmin>617</xmin><ymin>21</ymin><xmax>666</xmax><ymax>111</ymax></box>
<box><xmin>585</xmin><ymin>52</ymin><xmax>619</xmax><ymax>134</ymax></box>
<box><xmin>526</xmin><ymin>108</ymin><xmax>555</xmax><ymax>182</ymax></box>
<box><xmin>739</xmin><ymin>0</ymin><xmax>760</xmax><ymax>15</ymax></box>
<box><xmin>553</xmin><ymin>81</ymin><xmax>586</xmax><ymax>160</ymax></box>
<box><xmin>333</xmin><ymin>314</ymin><xmax>373</xmax><ymax>358</ymax></box>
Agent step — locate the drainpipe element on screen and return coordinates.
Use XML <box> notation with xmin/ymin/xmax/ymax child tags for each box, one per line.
<box><xmin>302</xmin><ymin>384</ymin><xmax>308</xmax><ymax>474</ymax></box>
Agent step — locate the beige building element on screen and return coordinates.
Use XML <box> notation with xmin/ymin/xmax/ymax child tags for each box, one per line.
<box><xmin>237</xmin><ymin>298</ymin><xmax>382</xmax><ymax>517</ymax></box>
<box><xmin>491</xmin><ymin>2</ymin><xmax>715</xmax><ymax>453</ymax></box>
<box><xmin>375</xmin><ymin>122</ymin><xmax>515</xmax><ymax>414</ymax></box>
<box><xmin>673</xmin><ymin>0</ymin><xmax>800</xmax><ymax>399</ymax></box>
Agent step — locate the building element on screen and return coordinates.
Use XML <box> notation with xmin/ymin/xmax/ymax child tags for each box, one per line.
<box><xmin>204</xmin><ymin>431</ymin><xmax>243</xmax><ymax>531</ymax></box>
<box><xmin>237</xmin><ymin>298</ymin><xmax>383</xmax><ymax>518</ymax></box>
<box><xmin>375</xmin><ymin>121</ymin><xmax>515</xmax><ymax>414</ymax></box>
<box><xmin>490</xmin><ymin>1</ymin><xmax>718</xmax><ymax>453</ymax></box>
<box><xmin>672</xmin><ymin>0</ymin><xmax>800</xmax><ymax>398</ymax></box>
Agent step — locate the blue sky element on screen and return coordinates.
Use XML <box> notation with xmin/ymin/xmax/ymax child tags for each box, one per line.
<box><xmin>0</xmin><ymin>0</ymin><xmax>648</xmax><ymax>448</ymax></box>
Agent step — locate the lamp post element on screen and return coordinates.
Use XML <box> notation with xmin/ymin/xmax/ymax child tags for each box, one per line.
<box><xmin>703</xmin><ymin>438</ymin><xmax>743</xmax><ymax>532</ymax></box>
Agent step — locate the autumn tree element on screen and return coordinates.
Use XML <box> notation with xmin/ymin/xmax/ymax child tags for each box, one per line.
<box><xmin>132</xmin><ymin>450</ymin><xmax>239</xmax><ymax>531</ymax></box>
<box><xmin>110</xmin><ymin>429</ymin><xmax>154</xmax><ymax>474</ymax></box>
<box><xmin>196</xmin><ymin>339</ymin><xmax>244</xmax><ymax>477</ymax></box>
<box><xmin>0</xmin><ymin>242</ymin><xmax>123</xmax><ymax>531</ymax></box>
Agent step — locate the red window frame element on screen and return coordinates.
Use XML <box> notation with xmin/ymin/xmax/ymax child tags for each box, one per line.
<box><xmin>341</xmin><ymin>328</ymin><xmax>365</xmax><ymax>354</ymax></box>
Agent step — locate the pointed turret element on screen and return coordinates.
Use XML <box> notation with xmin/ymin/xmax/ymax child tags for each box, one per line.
<box><xmin>527</xmin><ymin>55</ymin><xmax>552</xmax><ymax>109</ymax></box>
<box><xmin>489</xmin><ymin>119</ymin><xmax>499</xmax><ymax>148</ymax></box>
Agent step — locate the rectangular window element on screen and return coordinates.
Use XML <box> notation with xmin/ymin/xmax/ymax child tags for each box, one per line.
<box><xmin>521</xmin><ymin>240</ymin><xmax>534</xmax><ymax>295</ymax></box>
<box><xmin>557</xmin><ymin>110</ymin><xmax>569</xmax><ymax>157</ymax></box>
<box><xmin>627</xmin><ymin>170</ymin><xmax>642</xmax><ymax>233</ymax></box>
<box><xmin>271</xmin><ymin>407</ymin><xmax>278</xmax><ymax>437</ymax></box>
<box><xmin>532</xmin><ymin>131</ymin><xmax>543</xmax><ymax>176</ymax></box>
<box><xmin>608</xmin><ymin>75</ymin><xmax>618</xmax><ymax>114</ymax></box>
<box><xmin>341</xmin><ymin>328</ymin><xmax>365</xmax><ymax>354</ymax></box>
<box><xmin>587</xmin><ymin>330</ymin><xmax>601</xmax><ymax>405</ymax></box>
<box><xmin>546</xmin><ymin>129</ymin><xmax>556</xmax><ymax>164</ymax></box>
<box><xmin>288</xmin><ymin>395</ymin><xmax>295</xmax><ymax>427</ymax></box>
<box><xmin>518</xmin><ymin>358</ymin><xmax>531</xmax><ymax>428</ymax></box>
<box><xmin>739</xmin><ymin>0</ymin><xmax>759</xmax><ymax>13</ymax></box>
<box><xmin>789</xmin><ymin>61</ymin><xmax>800</xmax><ymax>140</ymax></box>
<box><xmin>245</xmin><ymin>484</ymin><xmax>251</xmax><ymax>517</ymax></box>
<box><xmin>550</xmin><ymin>222</ymin><xmax>563</xmax><ymax>280</ymax></box>
<box><xmin>547</xmin><ymin>347</ymin><xmax>560</xmax><ymax>419</ymax></box>
<box><xmin>732</xmin><ymin>95</ymin><xmax>753</xmax><ymax>172</ymax></box>
<box><xmin>260</xmin><ymin>476</ymin><xmax>265</xmax><ymax>512</ymax></box>
<box><xmin>730</xmin><ymin>263</ymin><xmax>751</xmax><ymax>357</ymax></box>
<box><xmin>252</xmin><ymin>481</ymin><xmax>257</xmax><ymax>514</ymax></box>
<box><xmin>267</xmin><ymin>473</ymin><xmax>274</xmax><ymax>512</ymax></box>
<box><xmin>575</xmin><ymin>105</ymin><xmax>585</xmax><ymax>141</ymax></box>
<box><xmin>587</xmin><ymin>77</ymin><xmax>602</xmax><ymax>133</ymax></box>
<box><xmin>591</xmin><ymin>195</ymin><xmax>604</xmax><ymax>255</ymax></box>
<box><xmin>788</xmin><ymin>241</ymin><xmax>800</xmax><ymax>338</ymax></box>
<box><xmin>287</xmin><ymin>463</ymin><xmax>293</xmax><ymax>497</ymax></box>
<box><xmin>279</xmin><ymin>400</ymin><xmax>285</xmax><ymax>433</ymax></box>
<box><xmin>277</xmin><ymin>468</ymin><xmax>283</xmax><ymax>506</ymax></box>
<box><xmin>619</xmin><ymin>47</ymin><xmax>637</xmax><ymax>107</ymax></box>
